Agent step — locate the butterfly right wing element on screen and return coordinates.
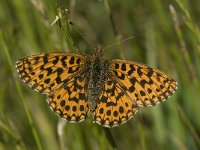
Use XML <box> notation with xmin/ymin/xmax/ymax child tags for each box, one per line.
<box><xmin>93</xmin><ymin>76</ymin><xmax>139</xmax><ymax>128</ymax></box>
<box><xmin>110</xmin><ymin>60</ymin><xmax>178</xmax><ymax>107</ymax></box>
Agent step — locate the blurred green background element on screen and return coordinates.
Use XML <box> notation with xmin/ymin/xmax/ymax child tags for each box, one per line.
<box><xmin>0</xmin><ymin>0</ymin><xmax>200</xmax><ymax>149</ymax></box>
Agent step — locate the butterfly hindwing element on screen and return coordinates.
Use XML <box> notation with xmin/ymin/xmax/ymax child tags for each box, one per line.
<box><xmin>111</xmin><ymin>60</ymin><xmax>178</xmax><ymax>107</ymax></box>
<box><xmin>47</xmin><ymin>75</ymin><xmax>89</xmax><ymax>122</ymax></box>
<box><xmin>93</xmin><ymin>77</ymin><xmax>139</xmax><ymax>128</ymax></box>
<box><xmin>16</xmin><ymin>53</ymin><xmax>85</xmax><ymax>94</ymax></box>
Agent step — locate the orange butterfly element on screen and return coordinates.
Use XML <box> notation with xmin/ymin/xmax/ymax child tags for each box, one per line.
<box><xmin>16</xmin><ymin>48</ymin><xmax>177</xmax><ymax>128</ymax></box>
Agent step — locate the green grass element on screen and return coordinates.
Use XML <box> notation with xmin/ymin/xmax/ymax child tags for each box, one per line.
<box><xmin>1</xmin><ymin>0</ymin><xmax>200</xmax><ymax>149</ymax></box>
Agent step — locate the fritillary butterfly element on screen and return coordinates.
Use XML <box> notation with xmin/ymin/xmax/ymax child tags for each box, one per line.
<box><xmin>16</xmin><ymin>47</ymin><xmax>177</xmax><ymax>128</ymax></box>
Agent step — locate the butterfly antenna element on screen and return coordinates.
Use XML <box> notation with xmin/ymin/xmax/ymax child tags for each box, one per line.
<box><xmin>68</xmin><ymin>21</ymin><xmax>94</xmax><ymax>49</ymax></box>
<box><xmin>102</xmin><ymin>36</ymin><xmax>135</xmax><ymax>51</ymax></box>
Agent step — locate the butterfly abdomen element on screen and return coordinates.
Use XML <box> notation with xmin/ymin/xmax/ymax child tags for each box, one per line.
<box><xmin>86</xmin><ymin>57</ymin><xmax>110</xmax><ymax>112</ymax></box>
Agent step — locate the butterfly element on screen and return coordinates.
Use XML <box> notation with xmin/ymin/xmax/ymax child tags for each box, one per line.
<box><xmin>16</xmin><ymin>47</ymin><xmax>177</xmax><ymax>128</ymax></box>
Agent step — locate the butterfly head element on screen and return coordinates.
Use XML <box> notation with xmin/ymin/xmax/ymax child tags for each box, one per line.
<box><xmin>93</xmin><ymin>45</ymin><xmax>103</xmax><ymax>57</ymax></box>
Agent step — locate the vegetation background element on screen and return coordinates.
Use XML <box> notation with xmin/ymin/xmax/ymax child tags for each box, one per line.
<box><xmin>1</xmin><ymin>0</ymin><xmax>200</xmax><ymax>149</ymax></box>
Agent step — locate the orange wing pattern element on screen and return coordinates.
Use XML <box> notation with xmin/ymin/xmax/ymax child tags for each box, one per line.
<box><xmin>93</xmin><ymin>77</ymin><xmax>139</xmax><ymax>128</ymax></box>
<box><xmin>16</xmin><ymin>53</ymin><xmax>85</xmax><ymax>94</ymax></box>
<box><xmin>16</xmin><ymin>51</ymin><xmax>178</xmax><ymax>128</ymax></box>
<box><xmin>47</xmin><ymin>75</ymin><xmax>89</xmax><ymax>122</ymax></box>
<box><xmin>111</xmin><ymin>60</ymin><xmax>178</xmax><ymax>107</ymax></box>
<box><xmin>16</xmin><ymin>53</ymin><xmax>89</xmax><ymax>122</ymax></box>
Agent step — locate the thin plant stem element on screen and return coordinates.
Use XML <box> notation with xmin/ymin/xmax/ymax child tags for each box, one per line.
<box><xmin>0</xmin><ymin>30</ymin><xmax>43</xmax><ymax>150</ymax></box>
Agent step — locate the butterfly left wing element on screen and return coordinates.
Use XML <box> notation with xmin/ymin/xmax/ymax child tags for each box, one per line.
<box><xmin>16</xmin><ymin>52</ymin><xmax>89</xmax><ymax>122</ymax></box>
<box><xmin>93</xmin><ymin>77</ymin><xmax>139</xmax><ymax>128</ymax></box>
<box><xmin>16</xmin><ymin>53</ymin><xmax>85</xmax><ymax>94</ymax></box>
<box><xmin>47</xmin><ymin>74</ymin><xmax>89</xmax><ymax>123</ymax></box>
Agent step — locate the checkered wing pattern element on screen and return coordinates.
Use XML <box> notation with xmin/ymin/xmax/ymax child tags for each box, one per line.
<box><xmin>111</xmin><ymin>60</ymin><xmax>177</xmax><ymax>107</ymax></box>
<box><xmin>16</xmin><ymin>53</ymin><xmax>89</xmax><ymax>122</ymax></box>
<box><xmin>93</xmin><ymin>77</ymin><xmax>139</xmax><ymax>127</ymax></box>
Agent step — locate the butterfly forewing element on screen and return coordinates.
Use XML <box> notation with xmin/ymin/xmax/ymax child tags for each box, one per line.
<box><xmin>93</xmin><ymin>76</ymin><xmax>139</xmax><ymax>128</ymax></box>
<box><xmin>16</xmin><ymin>53</ymin><xmax>85</xmax><ymax>94</ymax></box>
<box><xmin>110</xmin><ymin>60</ymin><xmax>177</xmax><ymax>107</ymax></box>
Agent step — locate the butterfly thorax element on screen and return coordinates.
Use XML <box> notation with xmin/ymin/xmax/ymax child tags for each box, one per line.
<box><xmin>85</xmin><ymin>54</ymin><xmax>110</xmax><ymax>113</ymax></box>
